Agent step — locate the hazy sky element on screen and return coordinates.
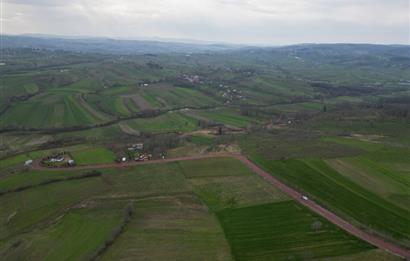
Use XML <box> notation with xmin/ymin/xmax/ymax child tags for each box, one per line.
<box><xmin>2</xmin><ymin>0</ymin><xmax>409</xmax><ymax>45</ymax></box>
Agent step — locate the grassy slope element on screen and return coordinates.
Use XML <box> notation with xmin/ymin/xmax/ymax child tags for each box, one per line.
<box><xmin>101</xmin><ymin>195</ymin><xmax>232</xmax><ymax>261</ymax></box>
<box><xmin>192</xmin><ymin>108</ymin><xmax>259</xmax><ymax>128</ymax></box>
<box><xmin>3</xmin><ymin>207</ymin><xmax>123</xmax><ymax>261</ymax></box>
<box><xmin>217</xmin><ymin>201</ymin><xmax>372</xmax><ymax>261</ymax></box>
<box><xmin>0</xmin><ymin>144</ymin><xmax>102</xmax><ymax>170</ymax></box>
<box><xmin>0</xmin><ymin>170</ymin><xmax>81</xmax><ymax>193</ymax></box>
<box><xmin>141</xmin><ymin>86</ymin><xmax>219</xmax><ymax>108</ymax></box>
<box><xmin>324</xmin><ymin>136</ymin><xmax>410</xmax><ymax>209</ymax></box>
<box><xmin>0</xmin><ymin>176</ymin><xmax>108</xmax><ymax>241</ymax></box>
<box><xmin>1</xmin><ymin>93</ymin><xmax>100</xmax><ymax>128</ymax></box>
<box><xmin>179</xmin><ymin>157</ymin><xmax>289</xmax><ymax>211</ymax></box>
<box><xmin>0</xmin><ymin>157</ymin><xmax>396</xmax><ymax>260</ymax></box>
<box><xmin>0</xmin><ymin>150</ymin><xmax>49</xmax><ymax>170</ymax></box>
<box><xmin>126</xmin><ymin>112</ymin><xmax>198</xmax><ymax>133</ymax></box>
<box><xmin>327</xmin><ymin>157</ymin><xmax>410</xmax><ymax>210</ymax></box>
<box><xmin>178</xmin><ymin>157</ymin><xmax>254</xmax><ymax>178</ymax></box>
<box><xmin>252</xmin><ymin>157</ymin><xmax>410</xmax><ymax>243</ymax></box>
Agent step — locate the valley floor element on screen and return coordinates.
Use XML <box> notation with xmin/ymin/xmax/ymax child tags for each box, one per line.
<box><xmin>0</xmin><ymin>154</ymin><xmax>408</xmax><ymax>260</ymax></box>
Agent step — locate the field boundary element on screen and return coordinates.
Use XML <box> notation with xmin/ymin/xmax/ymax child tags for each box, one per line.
<box><xmin>30</xmin><ymin>153</ymin><xmax>410</xmax><ymax>258</ymax></box>
<box><xmin>0</xmin><ymin>170</ymin><xmax>102</xmax><ymax>196</ymax></box>
<box><xmin>0</xmin><ymin>105</ymin><xmax>217</xmax><ymax>134</ymax></box>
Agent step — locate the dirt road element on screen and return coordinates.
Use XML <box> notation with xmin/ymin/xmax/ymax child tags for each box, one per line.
<box><xmin>32</xmin><ymin>153</ymin><xmax>410</xmax><ymax>259</ymax></box>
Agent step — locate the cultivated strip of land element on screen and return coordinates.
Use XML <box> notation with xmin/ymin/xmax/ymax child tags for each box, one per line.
<box><xmin>31</xmin><ymin>153</ymin><xmax>410</xmax><ymax>259</ymax></box>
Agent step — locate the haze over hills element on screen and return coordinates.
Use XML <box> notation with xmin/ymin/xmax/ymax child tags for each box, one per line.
<box><xmin>1</xmin><ymin>35</ymin><xmax>245</xmax><ymax>55</ymax></box>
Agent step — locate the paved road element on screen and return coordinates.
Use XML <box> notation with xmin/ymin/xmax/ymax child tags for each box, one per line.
<box><xmin>33</xmin><ymin>153</ymin><xmax>410</xmax><ymax>259</ymax></box>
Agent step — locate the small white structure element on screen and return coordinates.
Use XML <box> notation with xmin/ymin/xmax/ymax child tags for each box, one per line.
<box><xmin>68</xmin><ymin>160</ymin><xmax>75</xmax><ymax>166</ymax></box>
<box><xmin>133</xmin><ymin>143</ymin><xmax>144</xmax><ymax>150</ymax></box>
<box><xmin>121</xmin><ymin>157</ymin><xmax>127</xmax><ymax>162</ymax></box>
<box><xmin>50</xmin><ymin>157</ymin><xmax>64</xmax><ymax>163</ymax></box>
<box><xmin>24</xmin><ymin>159</ymin><xmax>33</xmax><ymax>166</ymax></box>
<box><xmin>302</xmin><ymin>195</ymin><xmax>309</xmax><ymax>201</ymax></box>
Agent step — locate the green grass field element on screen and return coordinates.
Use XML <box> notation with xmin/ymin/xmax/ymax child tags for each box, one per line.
<box><xmin>252</xmin><ymin>157</ymin><xmax>410</xmax><ymax>244</ymax></box>
<box><xmin>0</xmin><ymin>170</ymin><xmax>79</xmax><ymax>193</ymax></box>
<box><xmin>273</xmin><ymin>101</ymin><xmax>324</xmax><ymax>112</ymax></box>
<box><xmin>1</xmin><ymin>93</ymin><xmax>101</xmax><ymax>128</ymax></box>
<box><xmin>323</xmin><ymin>136</ymin><xmax>410</xmax><ymax>209</ymax></box>
<box><xmin>0</xmin><ymin>157</ymin><xmax>388</xmax><ymax>260</ymax></box>
<box><xmin>178</xmin><ymin>157</ymin><xmax>254</xmax><ymax>178</ymax></box>
<box><xmin>0</xmin><ymin>176</ymin><xmax>108</xmax><ymax>241</ymax></box>
<box><xmin>2</xmin><ymin>207</ymin><xmax>123</xmax><ymax>261</ymax></box>
<box><xmin>327</xmin><ymin>157</ymin><xmax>410</xmax><ymax>210</ymax></box>
<box><xmin>190</xmin><ymin>135</ymin><xmax>214</xmax><ymax>146</ymax></box>
<box><xmin>2</xmin><ymin>41</ymin><xmax>409</xmax><ymax>261</ymax></box>
<box><xmin>139</xmin><ymin>86</ymin><xmax>220</xmax><ymax>108</ymax></box>
<box><xmin>0</xmin><ymin>144</ymin><xmax>90</xmax><ymax>170</ymax></box>
<box><xmin>70</xmin><ymin>147</ymin><xmax>116</xmax><ymax>165</ymax></box>
<box><xmin>100</xmin><ymin>195</ymin><xmax>232</xmax><ymax>261</ymax></box>
<box><xmin>0</xmin><ymin>150</ymin><xmax>49</xmax><ymax>170</ymax></box>
<box><xmin>125</xmin><ymin>112</ymin><xmax>198</xmax><ymax>133</ymax></box>
<box><xmin>189</xmin><ymin>175</ymin><xmax>289</xmax><ymax>211</ymax></box>
<box><xmin>217</xmin><ymin>201</ymin><xmax>372</xmax><ymax>261</ymax></box>
<box><xmin>190</xmin><ymin>108</ymin><xmax>259</xmax><ymax>128</ymax></box>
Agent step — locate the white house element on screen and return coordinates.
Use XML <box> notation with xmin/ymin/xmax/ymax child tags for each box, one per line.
<box><xmin>24</xmin><ymin>159</ymin><xmax>33</xmax><ymax>166</ymax></box>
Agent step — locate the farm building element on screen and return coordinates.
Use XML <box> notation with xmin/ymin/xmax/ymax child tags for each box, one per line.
<box><xmin>128</xmin><ymin>143</ymin><xmax>144</xmax><ymax>151</ymax></box>
<box><xmin>135</xmin><ymin>154</ymin><xmax>152</xmax><ymax>161</ymax></box>
<box><xmin>68</xmin><ymin>160</ymin><xmax>75</xmax><ymax>166</ymax></box>
<box><xmin>24</xmin><ymin>159</ymin><xmax>33</xmax><ymax>166</ymax></box>
<box><xmin>50</xmin><ymin>156</ymin><xmax>64</xmax><ymax>163</ymax></box>
<box><xmin>133</xmin><ymin>143</ymin><xmax>144</xmax><ymax>150</ymax></box>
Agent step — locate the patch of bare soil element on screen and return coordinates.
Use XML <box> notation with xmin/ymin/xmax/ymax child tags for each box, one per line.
<box><xmin>123</xmin><ymin>94</ymin><xmax>154</xmax><ymax>110</ymax></box>
<box><xmin>350</xmin><ymin>133</ymin><xmax>385</xmax><ymax>142</ymax></box>
<box><xmin>216</xmin><ymin>144</ymin><xmax>241</xmax><ymax>153</ymax></box>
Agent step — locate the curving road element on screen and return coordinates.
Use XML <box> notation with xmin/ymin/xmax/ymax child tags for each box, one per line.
<box><xmin>32</xmin><ymin>153</ymin><xmax>410</xmax><ymax>259</ymax></box>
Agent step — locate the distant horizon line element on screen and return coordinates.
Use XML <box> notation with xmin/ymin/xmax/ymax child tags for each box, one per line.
<box><xmin>2</xmin><ymin>33</ymin><xmax>409</xmax><ymax>47</ymax></box>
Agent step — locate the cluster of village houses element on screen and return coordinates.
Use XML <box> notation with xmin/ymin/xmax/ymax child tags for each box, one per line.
<box><xmin>24</xmin><ymin>152</ymin><xmax>76</xmax><ymax>168</ymax></box>
<box><xmin>178</xmin><ymin>74</ymin><xmax>202</xmax><ymax>84</ymax></box>
<box><xmin>23</xmin><ymin>142</ymin><xmax>166</xmax><ymax>168</ymax></box>
<box><xmin>117</xmin><ymin>143</ymin><xmax>164</xmax><ymax>163</ymax></box>
<box><xmin>219</xmin><ymin>84</ymin><xmax>244</xmax><ymax>102</ymax></box>
<box><xmin>43</xmin><ymin>153</ymin><xmax>75</xmax><ymax>167</ymax></box>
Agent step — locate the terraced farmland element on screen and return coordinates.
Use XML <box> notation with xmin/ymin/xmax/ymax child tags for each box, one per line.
<box><xmin>2</xmin><ymin>43</ymin><xmax>410</xmax><ymax>261</ymax></box>
<box><xmin>139</xmin><ymin>85</ymin><xmax>220</xmax><ymax>108</ymax></box>
<box><xmin>85</xmin><ymin>94</ymin><xmax>132</xmax><ymax>117</ymax></box>
<box><xmin>1</xmin><ymin>93</ymin><xmax>102</xmax><ymax>128</ymax></box>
